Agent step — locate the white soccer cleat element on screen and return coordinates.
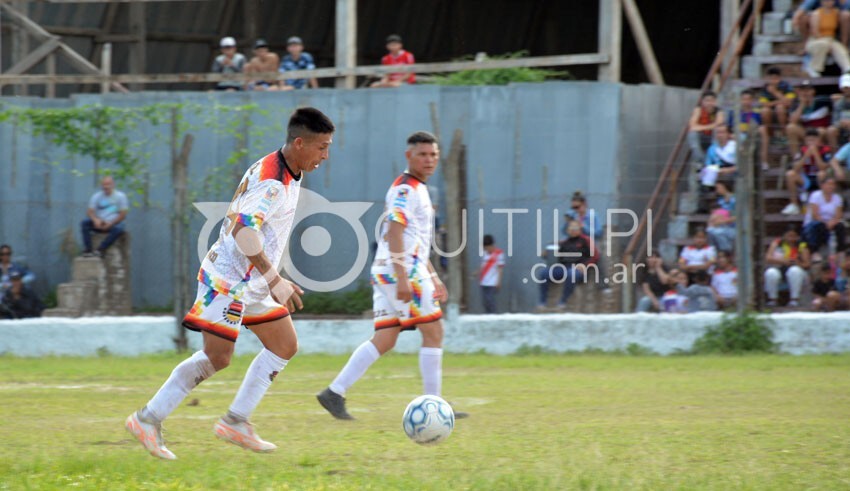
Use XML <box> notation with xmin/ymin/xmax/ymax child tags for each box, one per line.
<box><xmin>125</xmin><ymin>411</ymin><xmax>177</xmax><ymax>460</ymax></box>
<box><xmin>214</xmin><ymin>418</ymin><xmax>277</xmax><ymax>453</ymax></box>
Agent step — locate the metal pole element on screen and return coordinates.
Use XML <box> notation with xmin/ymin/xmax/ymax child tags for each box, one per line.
<box><xmin>335</xmin><ymin>0</ymin><xmax>357</xmax><ymax>88</ymax></box>
<box><xmin>734</xmin><ymin>89</ymin><xmax>755</xmax><ymax>313</ymax></box>
<box><xmin>100</xmin><ymin>42</ymin><xmax>111</xmax><ymax>94</ymax></box>
<box><xmin>597</xmin><ymin>0</ymin><xmax>622</xmax><ymax>82</ymax></box>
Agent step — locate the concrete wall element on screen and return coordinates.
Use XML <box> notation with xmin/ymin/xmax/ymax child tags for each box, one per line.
<box><xmin>1</xmin><ymin>313</ymin><xmax>848</xmax><ymax>357</ymax></box>
<box><xmin>0</xmin><ymin>82</ymin><xmax>697</xmax><ymax>312</ymax></box>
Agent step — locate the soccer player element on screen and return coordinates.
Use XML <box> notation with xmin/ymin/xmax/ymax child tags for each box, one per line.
<box><xmin>125</xmin><ymin>107</ymin><xmax>335</xmax><ymax>460</ymax></box>
<box><xmin>317</xmin><ymin>131</ymin><xmax>448</xmax><ymax>420</ymax></box>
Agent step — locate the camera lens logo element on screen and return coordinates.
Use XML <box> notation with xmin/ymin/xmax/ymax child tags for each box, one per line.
<box><xmin>194</xmin><ymin>188</ymin><xmax>373</xmax><ymax>293</ymax></box>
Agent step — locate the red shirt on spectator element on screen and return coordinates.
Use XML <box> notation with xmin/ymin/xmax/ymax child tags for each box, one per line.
<box><xmin>382</xmin><ymin>50</ymin><xmax>416</xmax><ymax>84</ymax></box>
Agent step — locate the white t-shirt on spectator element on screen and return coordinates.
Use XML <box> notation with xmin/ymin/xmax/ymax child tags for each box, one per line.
<box><xmin>679</xmin><ymin>244</ymin><xmax>717</xmax><ymax>267</ymax></box>
<box><xmin>711</xmin><ymin>268</ymin><xmax>738</xmax><ymax>299</ymax></box>
<box><xmin>804</xmin><ymin>190</ymin><xmax>843</xmax><ymax>226</ymax></box>
<box><xmin>479</xmin><ymin>249</ymin><xmax>505</xmax><ymax>287</ymax></box>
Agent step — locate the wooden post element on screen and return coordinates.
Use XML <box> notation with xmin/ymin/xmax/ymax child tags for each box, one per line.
<box><xmin>101</xmin><ymin>42</ymin><xmax>111</xmax><ymax>93</ymax></box>
<box><xmin>10</xmin><ymin>0</ymin><xmax>28</xmax><ymax>96</ymax></box>
<box><xmin>171</xmin><ymin>107</ymin><xmax>194</xmax><ymax>352</ymax></box>
<box><xmin>243</xmin><ymin>0</ymin><xmax>258</xmax><ymax>44</ymax></box>
<box><xmin>621</xmin><ymin>0</ymin><xmax>664</xmax><ymax>85</ymax></box>
<box><xmin>335</xmin><ymin>0</ymin><xmax>357</xmax><ymax>89</ymax></box>
<box><xmin>721</xmin><ymin>0</ymin><xmax>740</xmax><ymax>77</ymax></box>
<box><xmin>128</xmin><ymin>1</ymin><xmax>146</xmax><ymax>91</ymax></box>
<box><xmin>443</xmin><ymin>129</ymin><xmax>465</xmax><ymax>320</ymax></box>
<box><xmin>45</xmin><ymin>51</ymin><xmax>55</xmax><ymax>98</ymax></box>
<box><xmin>598</xmin><ymin>0</ymin><xmax>622</xmax><ymax>82</ymax></box>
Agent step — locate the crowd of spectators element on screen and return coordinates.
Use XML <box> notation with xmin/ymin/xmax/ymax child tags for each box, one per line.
<box><xmin>211</xmin><ymin>33</ymin><xmax>416</xmax><ymax>91</ymax></box>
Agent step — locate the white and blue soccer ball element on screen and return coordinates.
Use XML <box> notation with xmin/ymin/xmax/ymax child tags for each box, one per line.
<box><xmin>402</xmin><ymin>394</ymin><xmax>455</xmax><ymax>445</ymax></box>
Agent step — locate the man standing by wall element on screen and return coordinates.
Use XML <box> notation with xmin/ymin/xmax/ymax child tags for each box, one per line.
<box><xmin>479</xmin><ymin>234</ymin><xmax>505</xmax><ymax>314</ymax></box>
<box><xmin>81</xmin><ymin>176</ymin><xmax>128</xmax><ymax>258</ymax></box>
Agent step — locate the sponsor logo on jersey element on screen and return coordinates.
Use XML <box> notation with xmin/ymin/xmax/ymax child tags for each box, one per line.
<box><xmin>223</xmin><ymin>301</ymin><xmax>244</xmax><ymax>324</ymax></box>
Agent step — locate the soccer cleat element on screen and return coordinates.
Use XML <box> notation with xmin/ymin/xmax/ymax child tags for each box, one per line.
<box><xmin>787</xmin><ymin>299</ymin><xmax>800</xmax><ymax>308</ymax></box>
<box><xmin>125</xmin><ymin>411</ymin><xmax>177</xmax><ymax>460</ymax></box>
<box><xmin>317</xmin><ymin>387</ymin><xmax>355</xmax><ymax>420</ymax></box>
<box><xmin>214</xmin><ymin>418</ymin><xmax>277</xmax><ymax>453</ymax></box>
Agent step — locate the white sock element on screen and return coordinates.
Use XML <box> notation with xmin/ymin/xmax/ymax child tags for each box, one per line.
<box><xmin>329</xmin><ymin>341</ymin><xmax>381</xmax><ymax>396</ymax></box>
<box><xmin>228</xmin><ymin>349</ymin><xmax>288</xmax><ymax>421</ymax></box>
<box><xmin>144</xmin><ymin>350</ymin><xmax>215</xmax><ymax>422</ymax></box>
<box><xmin>419</xmin><ymin>347</ymin><xmax>443</xmax><ymax>396</ymax></box>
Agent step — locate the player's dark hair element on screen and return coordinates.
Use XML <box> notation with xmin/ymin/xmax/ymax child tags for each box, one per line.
<box><xmin>407</xmin><ymin>131</ymin><xmax>438</xmax><ymax>146</ymax></box>
<box><xmin>571</xmin><ymin>191</ymin><xmax>586</xmax><ymax>203</ymax></box>
<box><xmin>766</xmin><ymin>66</ymin><xmax>782</xmax><ymax>76</ymax></box>
<box><xmin>287</xmin><ymin>107</ymin><xmax>335</xmax><ymax>143</ymax></box>
<box><xmin>805</xmin><ymin>127</ymin><xmax>820</xmax><ymax>138</ymax></box>
<box><xmin>483</xmin><ymin>234</ymin><xmax>494</xmax><ymax>247</ymax></box>
<box><xmin>694</xmin><ymin>270</ymin><xmax>710</xmax><ymax>284</ymax></box>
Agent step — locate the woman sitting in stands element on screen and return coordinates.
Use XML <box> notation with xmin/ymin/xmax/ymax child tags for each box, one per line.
<box><xmin>804</xmin><ymin>0</ymin><xmax>850</xmax><ymax>77</ymax></box>
<box><xmin>764</xmin><ymin>226</ymin><xmax>811</xmax><ymax>308</ymax></box>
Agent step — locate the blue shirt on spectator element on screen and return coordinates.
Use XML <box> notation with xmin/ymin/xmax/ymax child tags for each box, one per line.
<box><xmin>280</xmin><ymin>52</ymin><xmax>316</xmax><ymax>89</ymax></box>
<box><xmin>835</xmin><ymin>142</ymin><xmax>850</xmax><ymax>166</ymax></box>
<box><xmin>1</xmin><ymin>262</ymin><xmax>35</xmax><ymax>296</ymax></box>
<box><xmin>564</xmin><ymin>210</ymin><xmax>603</xmax><ymax>239</ymax></box>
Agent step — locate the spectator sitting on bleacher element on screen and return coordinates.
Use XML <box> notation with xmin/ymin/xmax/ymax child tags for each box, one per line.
<box><xmin>679</xmin><ymin>270</ymin><xmax>717</xmax><ymax>313</ymax></box>
<box><xmin>660</xmin><ymin>269</ymin><xmax>689</xmax><ymax>313</ymax></box>
<box><xmin>802</xmin><ymin>176</ymin><xmax>846</xmax><ymax>261</ymax></box>
<box><xmin>732</xmin><ymin>89</ymin><xmax>770</xmax><ymax>168</ymax></box>
<box><xmin>811</xmin><ymin>262</ymin><xmax>846</xmax><ymax>310</ymax></box>
<box><xmin>0</xmin><ymin>271</ymin><xmax>43</xmax><ymax>319</ymax></box>
<box><xmin>783</xmin><ymin>128</ymin><xmax>832</xmax><ymax>215</ymax></box>
<box><xmin>794</xmin><ymin>0</ymin><xmax>850</xmax><ymax>47</ymax></box>
<box><xmin>279</xmin><ymin>36</ymin><xmax>318</xmax><ymax>90</ymax></box>
<box><xmin>371</xmin><ymin>34</ymin><xmax>416</xmax><ymax>88</ymax></box>
<box><xmin>245</xmin><ymin>39</ymin><xmax>281</xmax><ymax>91</ymax></box>
<box><xmin>211</xmin><ymin>36</ymin><xmax>246</xmax><ymax>92</ymax></box>
<box><xmin>827</xmin><ymin>133</ymin><xmax>850</xmax><ymax>181</ymax></box>
<box><xmin>636</xmin><ymin>252</ymin><xmax>670</xmax><ymax>313</ymax></box>
<box><xmin>678</xmin><ymin>228</ymin><xmax>717</xmax><ymax>283</ymax></box>
<box><xmin>706</xmin><ymin>202</ymin><xmax>736</xmax><ymax>255</ymax></box>
<box><xmin>81</xmin><ymin>176</ymin><xmax>128</xmax><ymax>258</ymax></box>
<box><xmin>802</xmin><ymin>0</ymin><xmax>850</xmax><ymax>78</ymax></box>
<box><xmin>0</xmin><ymin>244</ymin><xmax>34</xmax><ymax>297</ymax></box>
<box><xmin>787</xmin><ymin>81</ymin><xmax>832</xmax><ymax>158</ymax></box>
<box><xmin>826</xmin><ymin>74</ymin><xmax>850</xmax><ymax>149</ymax></box>
<box><xmin>764</xmin><ymin>225</ymin><xmax>811</xmax><ymax>308</ymax></box>
<box><xmin>564</xmin><ymin>191</ymin><xmax>602</xmax><ymax>239</ymax></box>
<box><xmin>687</xmin><ymin>91</ymin><xmax>724</xmax><ymax>165</ymax></box>
<box><xmin>534</xmin><ymin>220</ymin><xmax>598</xmax><ymax>312</ymax></box>
<box><xmin>699</xmin><ymin>125</ymin><xmax>737</xmax><ymax>212</ymax></box>
<box><xmin>760</xmin><ymin>67</ymin><xmax>796</xmax><ymax>141</ymax></box>
<box><xmin>711</xmin><ymin>251</ymin><xmax>738</xmax><ymax>310</ymax></box>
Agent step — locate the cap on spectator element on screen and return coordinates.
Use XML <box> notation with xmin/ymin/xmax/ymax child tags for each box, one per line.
<box><xmin>9</xmin><ymin>271</ymin><xmax>22</xmax><ymax>280</ymax></box>
<box><xmin>798</xmin><ymin>79</ymin><xmax>813</xmax><ymax>89</ymax></box>
<box><xmin>840</xmin><ymin>73</ymin><xmax>850</xmax><ymax>89</ymax></box>
<box><xmin>287</xmin><ymin>36</ymin><xmax>303</xmax><ymax>46</ymax></box>
<box><xmin>386</xmin><ymin>34</ymin><xmax>403</xmax><ymax>44</ymax></box>
<box><xmin>254</xmin><ymin>39</ymin><xmax>269</xmax><ymax>49</ymax></box>
<box><xmin>220</xmin><ymin>36</ymin><xmax>237</xmax><ymax>48</ymax></box>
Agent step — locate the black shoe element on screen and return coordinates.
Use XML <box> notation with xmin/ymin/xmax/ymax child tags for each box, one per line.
<box><xmin>317</xmin><ymin>387</ymin><xmax>354</xmax><ymax>420</ymax></box>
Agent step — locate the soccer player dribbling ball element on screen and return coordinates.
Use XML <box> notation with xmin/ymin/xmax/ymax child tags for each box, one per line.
<box><xmin>317</xmin><ymin>131</ymin><xmax>464</xmax><ymax>420</ymax></box>
<box><xmin>125</xmin><ymin>107</ymin><xmax>335</xmax><ymax>460</ymax></box>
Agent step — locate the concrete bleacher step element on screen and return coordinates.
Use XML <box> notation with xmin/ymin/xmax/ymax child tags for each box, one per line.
<box><xmin>761</xmin><ymin>11</ymin><xmax>790</xmax><ymax>36</ymax></box>
<box><xmin>57</xmin><ymin>281</ymin><xmax>97</xmax><ymax>314</ymax></box>
<box><xmin>772</xmin><ymin>0</ymin><xmax>794</xmax><ymax>14</ymax></box>
<box><xmin>742</xmin><ymin>54</ymin><xmax>804</xmax><ymax>79</ymax></box>
<box><xmin>753</xmin><ymin>34</ymin><xmax>803</xmax><ymax>56</ymax></box>
<box><xmin>42</xmin><ymin>307</ymin><xmax>82</xmax><ymax>318</ymax></box>
<box><xmin>71</xmin><ymin>257</ymin><xmax>106</xmax><ymax>282</ymax></box>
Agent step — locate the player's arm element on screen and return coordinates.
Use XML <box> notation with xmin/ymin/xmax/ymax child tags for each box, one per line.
<box><xmin>232</xmin><ymin>221</ymin><xmax>304</xmax><ymax>310</ymax></box>
<box><xmin>388</xmin><ymin>220</ymin><xmax>412</xmax><ymax>302</ymax></box>
<box><xmin>426</xmin><ymin>258</ymin><xmax>448</xmax><ymax>303</ymax></box>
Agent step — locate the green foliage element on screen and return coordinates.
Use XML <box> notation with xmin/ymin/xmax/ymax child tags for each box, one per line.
<box><xmin>42</xmin><ymin>288</ymin><xmax>57</xmax><ymax>310</ymax></box>
<box><xmin>426</xmin><ymin>51</ymin><xmax>572</xmax><ymax>86</ymax></box>
<box><xmin>692</xmin><ymin>311</ymin><xmax>778</xmax><ymax>354</ymax></box>
<box><xmin>299</xmin><ymin>284</ymin><xmax>372</xmax><ymax>315</ymax></box>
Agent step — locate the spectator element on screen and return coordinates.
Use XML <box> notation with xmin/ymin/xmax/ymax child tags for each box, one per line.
<box><xmin>802</xmin><ymin>0</ymin><xmax>850</xmax><ymax>77</ymax></box>
<box><xmin>794</xmin><ymin>0</ymin><xmax>850</xmax><ymax>47</ymax></box>
<box><xmin>711</xmin><ymin>251</ymin><xmax>738</xmax><ymax>309</ymax></box>
<box><xmin>0</xmin><ymin>244</ymin><xmax>34</xmax><ymax>296</ymax></box>
<box><xmin>699</xmin><ymin>125</ymin><xmax>737</xmax><ymax>211</ymax></box>
<box><xmin>534</xmin><ymin>220</ymin><xmax>598</xmax><ymax>311</ymax></box>
<box><xmin>826</xmin><ymin>74</ymin><xmax>850</xmax><ymax>149</ymax></box>
<box><xmin>660</xmin><ymin>269</ymin><xmax>688</xmax><ymax>313</ymax></box>
<box><xmin>81</xmin><ymin>176</ymin><xmax>128</xmax><ymax>258</ymax></box>
<box><xmin>828</xmin><ymin>134</ymin><xmax>850</xmax><ymax>182</ymax></box>
<box><xmin>687</xmin><ymin>91</ymin><xmax>724</xmax><ymax>164</ymax></box>
<box><xmin>707</xmin><ymin>207</ymin><xmax>736</xmax><ymax>255</ymax></box>
<box><xmin>479</xmin><ymin>234</ymin><xmax>505</xmax><ymax>314</ymax></box>
<box><xmin>759</xmin><ymin>67</ymin><xmax>796</xmax><ymax>140</ymax></box>
<box><xmin>211</xmin><ymin>36</ymin><xmax>246</xmax><ymax>91</ymax></box>
<box><xmin>787</xmin><ymin>81</ymin><xmax>832</xmax><ymax>157</ymax></box>
<box><xmin>279</xmin><ymin>36</ymin><xmax>318</xmax><ymax>90</ymax></box>
<box><xmin>802</xmin><ymin>176</ymin><xmax>846</xmax><ymax>260</ymax></box>
<box><xmin>783</xmin><ymin>128</ymin><xmax>832</xmax><ymax>215</ymax></box>
<box><xmin>636</xmin><ymin>252</ymin><xmax>670</xmax><ymax>313</ymax></box>
<box><xmin>245</xmin><ymin>39</ymin><xmax>281</xmax><ymax>91</ymax></box>
<box><xmin>731</xmin><ymin>89</ymin><xmax>769</xmax><ymax>168</ymax></box>
<box><xmin>678</xmin><ymin>228</ymin><xmax>717</xmax><ymax>282</ymax></box>
<box><xmin>680</xmin><ymin>270</ymin><xmax>717</xmax><ymax>313</ymax></box>
<box><xmin>811</xmin><ymin>263</ymin><xmax>845</xmax><ymax>310</ymax></box>
<box><xmin>764</xmin><ymin>226</ymin><xmax>811</xmax><ymax>307</ymax></box>
<box><xmin>0</xmin><ymin>271</ymin><xmax>43</xmax><ymax>319</ymax></box>
<box><xmin>564</xmin><ymin>191</ymin><xmax>608</xmax><ymax>290</ymax></box>
<box><xmin>370</xmin><ymin>34</ymin><xmax>415</xmax><ymax>88</ymax></box>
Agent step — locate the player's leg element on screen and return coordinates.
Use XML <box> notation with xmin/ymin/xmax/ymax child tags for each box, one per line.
<box><xmin>418</xmin><ymin>320</ymin><xmax>443</xmax><ymax>396</ymax></box>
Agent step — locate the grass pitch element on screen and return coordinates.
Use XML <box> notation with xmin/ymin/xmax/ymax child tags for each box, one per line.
<box><xmin>0</xmin><ymin>353</ymin><xmax>848</xmax><ymax>490</ymax></box>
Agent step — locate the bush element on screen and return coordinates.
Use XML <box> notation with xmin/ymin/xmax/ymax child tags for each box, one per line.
<box><xmin>426</xmin><ymin>51</ymin><xmax>572</xmax><ymax>86</ymax></box>
<box><xmin>691</xmin><ymin>311</ymin><xmax>778</xmax><ymax>354</ymax></box>
<box><xmin>299</xmin><ymin>284</ymin><xmax>372</xmax><ymax>316</ymax></box>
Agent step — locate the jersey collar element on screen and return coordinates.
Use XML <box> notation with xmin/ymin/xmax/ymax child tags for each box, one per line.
<box><xmin>278</xmin><ymin>147</ymin><xmax>302</xmax><ymax>181</ymax></box>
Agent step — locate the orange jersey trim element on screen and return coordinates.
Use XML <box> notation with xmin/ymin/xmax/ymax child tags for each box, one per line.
<box><xmin>400</xmin><ymin>311</ymin><xmax>442</xmax><ymax>328</ymax></box>
<box><xmin>243</xmin><ymin>307</ymin><xmax>290</xmax><ymax>326</ymax></box>
<box><xmin>182</xmin><ymin>315</ymin><xmax>239</xmax><ymax>342</ymax></box>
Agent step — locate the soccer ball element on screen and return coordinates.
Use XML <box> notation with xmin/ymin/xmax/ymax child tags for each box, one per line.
<box><xmin>402</xmin><ymin>394</ymin><xmax>455</xmax><ymax>445</ymax></box>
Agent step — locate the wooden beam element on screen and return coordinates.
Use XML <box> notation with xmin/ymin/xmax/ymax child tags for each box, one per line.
<box><xmin>45</xmin><ymin>51</ymin><xmax>56</xmax><ymax>97</ymax></box>
<box><xmin>0</xmin><ymin>2</ymin><xmax>51</xmax><ymax>40</ymax></box>
<box><xmin>44</xmin><ymin>24</ymin><xmax>221</xmax><ymax>43</ymax></box>
<box><xmin>243</xmin><ymin>0</ymin><xmax>257</xmax><ymax>44</ymax></box>
<box><xmin>597</xmin><ymin>0</ymin><xmax>622</xmax><ymax>82</ymax></box>
<box><xmin>0</xmin><ymin>52</ymin><xmax>611</xmax><ymax>85</ymax></box>
<box><xmin>127</xmin><ymin>1</ymin><xmax>145</xmax><ymax>91</ymax></box>
<box><xmin>4</xmin><ymin>36</ymin><xmax>60</xmax><ymax>74</ymax></box>
<box><xmin>621</xmin><ymin>0</ymin><xmax>664</xmax><ymax>85</ymax></box>
<box><xmin>100</xmin><ymin>41</ymin><xmax>111</xmax><ymax>93</ymax></box>
<box><xmin>37</xmin><ymin>0</ymin><xmax>208</xmax><ymax>3</ymax></box>
<box><xmin>335</xmin><ymin>0</ymin><xmax>356</xmax><ymax>89</ymax></box>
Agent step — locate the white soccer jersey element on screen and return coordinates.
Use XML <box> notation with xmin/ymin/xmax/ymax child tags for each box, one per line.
<box><xmin>371</xmin><ymin>173</ymin><xmax>434</xmax><ymax>280</ymax></box>
<box><xmin>198</xmin><ymin>149</ymin><xmax>301</xmax><ymax>303</ymax></box>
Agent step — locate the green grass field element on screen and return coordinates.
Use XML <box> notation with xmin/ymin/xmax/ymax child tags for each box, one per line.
<box><xmin>0</xmin><ymin>353</ymin><xmax>848</xmax><ymax>490</ymax></box>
